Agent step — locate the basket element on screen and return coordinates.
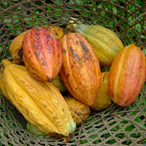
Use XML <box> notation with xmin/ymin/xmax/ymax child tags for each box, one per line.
<box><xmin>0</xmin><ymin>0</ymin><xmax>146</xmax><ymax>145</ymax></box>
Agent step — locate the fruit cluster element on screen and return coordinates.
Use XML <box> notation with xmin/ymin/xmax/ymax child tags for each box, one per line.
<box><xmin>0</xmin><ymin>22</ymin><xmax>145</xmax><ymax>142</ymax></box>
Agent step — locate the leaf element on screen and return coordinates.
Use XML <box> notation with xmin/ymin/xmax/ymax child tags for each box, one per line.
<box><xmin>76</xmin><ymin>0</ymin><xmax>84</xmax><ymax>4</ymax></box>
<box><xmin>136</xmin><ymin>0</ymin><xmax>143</xmax><ymax>6</ymax></box>
<box><xmin>2</xmin><ymin>2</ymin><xmax>9</xmax><ymax>7</ymax></box>
<box><xmin>125</xmin><ymin>125</ymin><xmax>135</xmax><ymax>132</ymax></box>
<box><xmin>67</xmin><ymin>0</ymin><xmax>74</xmax><ymax>4</ymax></box>
<box><xmin>143</xmin><ymin>49</ymin><xmax>146</xmax><ymax>55</ymax></box>
<box><xmin>12</xmin><ymin>14</ymin><xmax>20</xmax><ymax>18</ymax></box>
<box><xmin>55</xmin><ymin>0</ymin><xmax>63</xmax><ymax>4</ymax></box>
<box><xmin>3</xmin><ymin>19</ymin><xmax>11</xmax><ymax>23</ymax></box>
<box><xmin>134</xmin><ymin>116</ymin><xmax>142</xmax><ymax>123</ymax></box>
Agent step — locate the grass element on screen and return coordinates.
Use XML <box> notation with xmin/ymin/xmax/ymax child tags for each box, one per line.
<box><xmin>0</xmin><ymin>0</ymin><xmax>146</xmax><ymax>145</ymax></box>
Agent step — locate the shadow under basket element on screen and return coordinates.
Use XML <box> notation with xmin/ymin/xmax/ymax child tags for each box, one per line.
<box><xmin>0</xmin><ymin>0</ymin><xmax>146</xmax><ymax>146</ymax></box>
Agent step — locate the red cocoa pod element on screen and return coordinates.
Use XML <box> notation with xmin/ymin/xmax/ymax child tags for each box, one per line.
<box><xmin>108</xmin><ymin>44</ymin><xmax>145</xmax><ymax>107</ymax></box>
<box><xmin>23</xmin><ymin>27</ymin><xmax>62</xmax><ymax>81</ymax></box>
<box><xmin>60</xmin><ymin>32</ymin><xmax>101</xmax><ymax>106</ymax></box>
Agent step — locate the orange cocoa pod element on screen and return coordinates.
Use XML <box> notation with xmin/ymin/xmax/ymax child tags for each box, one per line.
<box><xmin>108</xmin><ymin>44</ymin><xmax>145</xmax><ymax>107</ymax></box>
<box><xmin>9</xmin><ymin>26</ymin><xmax>68</xmax><ymax>64</ymax></box>
<box><xmin>23</xmin><ymin>27</ymin><xmax>62</xmax><ymax>81</ymax></box>
<box><xmin>60</xmin><ymin>32</ymin><xmax>101</xmax><ymax>106</ymax></box>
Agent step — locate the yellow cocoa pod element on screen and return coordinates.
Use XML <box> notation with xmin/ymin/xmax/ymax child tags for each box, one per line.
<box><xmin>26</xmin><ymin>94</ymin><xmax>90</xmax><ymax>137</ymax></box>
<box><xmin>0</xmin><ymin>59</ymin><xmax>76</xmax><ymax>137</ymax></box>
<box><xmin>9</xmin><ymin>30</ymin><xmax>31</xmax><ymax>64</ymax></box>
<box><xmin>66</xmin><ymin>24</ymin><xmax>124</xmax><ymax>67</ymax></box>
<box><xmin>91</xmin><ymin>72</ymin><xmax>112</xmax><ymax>111</ymax></box>
<box><xmin>0</xmin><ymin>59</ymin><xmax>12</xmax><ymax>98</ymax></box>
<box><xmin>64</xmin><ymin>94</ymin><xmax>90</xmax><ymax>125</ymax></box>
<box><xmin>45</xmin><ymin>25</ymin><xmax>69</xmax><ymax>41</ymax></box>
<box><xmin>1</xmin><ymin>59</ymin><xmax>13</xmax><ymax>72</ymax></box>
<box><xmin>0</xmin><ymin>70</ymin><xmax>8</xmax><ymax>98</ymax></box>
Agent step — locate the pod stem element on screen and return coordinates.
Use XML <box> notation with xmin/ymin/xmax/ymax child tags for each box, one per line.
<box><xmin>67</xmin><ymin>17</ymin><xmax>82</xmax><ymax>32</ymax></box>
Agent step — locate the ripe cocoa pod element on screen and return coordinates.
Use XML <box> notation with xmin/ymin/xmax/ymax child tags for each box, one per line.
<box><xmin>46</xmin><ymin>25</ymin><xmax>69</xmax><ymax>41</ymax></box>
<box><xmin>0</xmin><ymin>59</ymin><xmax>76</xmax><ymax>136</ymax></box>
<box><xmin>64</xmin><ymin>94</ymin><xmax>90</xmax><ymax>125</ymax></box>
<box><xmin>9</xmin><ymin>30</ymin><xmax>31</xmax><ymax>64</ymax></box>
<box><xmin>60</xmin><ymin>32</ymin><xmax>101</xmax><ymax>106</ymax></box>
<box><xmin>91</xmin><ymin>72</ymin><xmax>112</xmax><ymax>111</ymax></box>
<box><xmin>66</xmin><ymin>24</ymin><xmax>124</xmax><ymax>67</ymax></box>
<box><xmin>9</xmin><ymin>26</ymin><xmax>68</xmax><ymax>64</ymax></box>
<box><xmin>23</xmin><ymin>27</ymin><xmax>62</xmax><ymax>81</ymax></box>
<box><xmin>26</xmin><ymin>94</ymin><xmax>90</xmax><ymax>137</ymax></box>
<box><xmin>108</xmin><ymin>44</ymin><xmax>145</xmax><ymax>107</ymax></box>
<box><xmin>0</xmin><ymin>59</ymin><xmax>12</xmax><ymax>99</ymax></box>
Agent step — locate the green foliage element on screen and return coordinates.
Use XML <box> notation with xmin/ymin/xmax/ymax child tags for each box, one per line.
<box><xmin>80</xmin><ymin>139</ymin><xmax>88</xmax><ymax>144</ymax></box>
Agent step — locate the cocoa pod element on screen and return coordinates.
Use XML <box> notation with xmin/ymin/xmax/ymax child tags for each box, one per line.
<box><xmin>66</xmin><ymin>24</ymin><xmax>124</xmax><ymax>67</ymax></box>
<box><xmin>64</xmin><ymin>94</ymin><xmax>90</xmax><ymax>125</ymax></box>
<box><xmin>0</xmin><ymin>59</ymin><xmax>76</xmax><ymax>136</ymax></box>
<box><xmin>23</xmin><ymin>27</ymin><xmax>62</xmax><ymax>81</ymax></box>
<box><xmin>108</xmin><ymin>44</ymin><xmax>145</xmax><ymax>107</ymax></box>
<box><xmin>9</xmin><ymin>30</ymin><xmax>31</xmax><ymax>64</ymax></box>
<box><xmin>9</xmin><ymin>26</ymin><xmax>68</xmax><ymax>64</ymax></box>
<box><xmin>60</xmin><ymin>32</ymin><xmax>101</xmax><ymax>106</ymax></box>
<box><xmin>91</xmin><ymin>72</ymin><xmax>112</xmax><ymax>111</ymax></box>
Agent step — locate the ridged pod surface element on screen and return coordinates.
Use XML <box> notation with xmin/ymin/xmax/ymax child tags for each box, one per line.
<box><xmin>46</xmin><ymin>25</ymin><xmax>69</xmax><ymax>41</ymax></box>
<box><xmin>9</xmin><ymin>30</ymin><xmax>31</xmax><ymax>64</ymax></box>
<box><xmin>23</xmin><ymin>27</ymin><xmax>62</xmax><ymax>81</ymax></box>
<box><xmin>108</xmin><ymin>44</ymin><xmax>145</xmax><ymax>107</ymax></box>
<box><xmin>0</xmin><ymin>59</ymin><xmax>13</xmax><ymax>99</ymax></box>
<box><xmin>91</xmin><ymin>72</ymin><xmax>112</xmax><ymax>111</ymax></box>
<box><xmin>60</xmin><ymin>32</ymin><xmax>101</xmax><ymax>106</ymax></box>
<box><xmin>64</xmin><ymin>94</ymin><xmax>90</xmax><ymax>125</ymax></box>
<box><xmin>0</xmin><ymin>60</ymin><xmax>76</xmax><ymax>137</ymax></box>
<box><xmin>66</xmin><ymin>24</ymin><xmax>124</xmax><ymax>67</ymax></box>
<box><xmin>9</xmin><ymin>26</ymin><xmax>68</xmax><ymax>64</ymax></box>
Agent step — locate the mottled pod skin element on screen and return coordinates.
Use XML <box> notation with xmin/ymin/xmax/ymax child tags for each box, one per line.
<box><xmin>66</xmin><ymin>24</ymin><xmax>124</xmax><ymax>67</ymax></box>
<box><xmin>64</xmin><ymin>94</ymin><xmax>90</xmax><ymax>125</ymax></box>
<box><xmin>60</xmin><ymin>33</ymin><xmax>101</xmax><ymax>106</ymax></box>
<box><xmin>46</xmin><ymin>25</ymin><xmax>69</xmax><ymax>41</ymax></box>
<box><xmin>9</xmin><ymin>25</ymin><xmax>68</xmax><ymax>64</ymax></box>
<box><xmin>108</xmin><ymin>44</ymin><xmax>145</xmax><ymax>107</ymax></box>
<box><xmin>23</xmin><ymin>27</ymin><xmax>62</xmax><ymax>81</ymax></box>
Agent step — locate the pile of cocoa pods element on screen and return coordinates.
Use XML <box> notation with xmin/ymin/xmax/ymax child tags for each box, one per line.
<box><xmin>0</xmin><ymin>22</ymin><xmax>145</xmax><ymax>141</ymax></box>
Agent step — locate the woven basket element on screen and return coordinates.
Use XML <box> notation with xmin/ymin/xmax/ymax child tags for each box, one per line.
<box><xmin>0</xmin><ymin>0</ymin><xmax>146</xmax><ymax>145</ymax></box>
